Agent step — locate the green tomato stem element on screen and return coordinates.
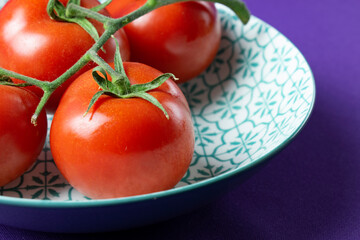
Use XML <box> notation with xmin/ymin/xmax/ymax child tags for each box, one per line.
<box><xmin>66</xmin><ymin>3</ymin><xmax>112</xmax><ymax>24</ymax></box>
<box><xmin>31</xmin><ymin>89</ymin><xmax>53</xmax><ymax>125</ymax></box>
<box><xmin>88</xmin><ymin>50</ymin><xmax>121</xmax><ymax>80</ymax></box>
<box><xmin>0</xmin><ymin>68</ymin><xmax>49</xmax><ymax>88</ymax></box>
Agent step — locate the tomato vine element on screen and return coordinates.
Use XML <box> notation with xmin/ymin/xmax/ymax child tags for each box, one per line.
<box><xmin>0</xmin><ymin>0</ymin><xmax>250</xmax><ymax>124</ymax></box>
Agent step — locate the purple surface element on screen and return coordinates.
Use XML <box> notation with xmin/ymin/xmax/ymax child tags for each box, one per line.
<box><xmin>1</xmin><ymin>0</ymin><xmax>359</xmax><ymax>239</ymax></box>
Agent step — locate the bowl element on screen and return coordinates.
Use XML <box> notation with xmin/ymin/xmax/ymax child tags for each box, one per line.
<box><xmin>0</xmin><ymin>4</ymin><xmax>315</xmax><ymax>232</ymax></box>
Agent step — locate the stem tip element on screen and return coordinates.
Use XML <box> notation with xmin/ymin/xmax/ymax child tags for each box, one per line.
<box><xmin>31</xmin><ymin>115</ymin><xmax>38</xmax><ymax>126</ymax></box>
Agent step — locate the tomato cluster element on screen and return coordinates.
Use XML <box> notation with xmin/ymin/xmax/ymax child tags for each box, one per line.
<box><xmin>0</xmin><ymin>0</ymin><xmax>222</xmax><ymax>199</ymax></box>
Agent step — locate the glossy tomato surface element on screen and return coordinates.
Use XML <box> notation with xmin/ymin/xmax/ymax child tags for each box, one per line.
<box><xmin>0</xmin><ymin>85</ymin><xmax>47</xmax><ymax>186</ymax></box>
<box><xmin>107</xmin><ymin>0</ymin><xmax>221</xmax><ymax>83</ymax></box>
<box><xmin>0</xmin><ymin>0</ymin><xmax>130</xmax><ymax>112</ymax></box>
<box><xmin>50</xmin><ymin>62</ymin><xmax>195</xmax><ymax>199</ymax></box>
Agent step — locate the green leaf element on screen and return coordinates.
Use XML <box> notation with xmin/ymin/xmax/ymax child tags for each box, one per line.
<box><xmin>92</xmin><ymin>67</ymin><xmax>126</xmax><ymax>95</ymax></box>
<box><xmin>92</xmin><ymin>67</ymin><xmax>111</xmax><ymax>89</ymax></box>
<box><xmin>92</xmin><ymin>66</ymin><xmax>109</xmax><ymax>81</ymax></box>
<box><xmin>54</xmin><ymin>0</ymin><xmax>67</xmax><ymax>19</ymax></box>
<box><xmin>84</xmin><ymin>90</ymin><xmax>109</xmax><ymax>116</ymax></box>
<box><xmin>130</xmin><ymin>73</ymin><xmax>176</xmax><ymax>93</ymax></box>
<box><xmin>128</xmin><ymin>92</ymin><xmax>169</xmax><ymax>119</ymax></box>
<box><xmin>235</xmin><ymin>1</ymin><xmax>250</xmax><ymax>24</ymax></box>
<box><xmin>67</xmin><ymin>17</ymin><xmax>101</xmax><ymax>47</ymax></box>
<box><xmin>91</xmin><ymin>0</ymin><xmax>112</xmax><ymax>12</ymax></box>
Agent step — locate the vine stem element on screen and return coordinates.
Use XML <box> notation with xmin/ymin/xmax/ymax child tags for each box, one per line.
<box><xmin>0</xmin><ymin>68</ymin><xmax>49</xmax><ymax>88</ymax></box>
<box><xmin>88</xmin><ymin>50</ymin><xmax>120</xmax><ymax>79</ymax></box>
<box><xmin>31</xmin><ymin>90</ymin><xmax>52</xmax><ymax>125</ymax></box>
<box><xmin>66</xmin><ymin>3</ymin><xmax>113</xmax><ymax>24</ymax></box>
<box><xmin>0</xmin><ymin>0</ymin><xmax>250</xmax><ymax>123</ymax></box>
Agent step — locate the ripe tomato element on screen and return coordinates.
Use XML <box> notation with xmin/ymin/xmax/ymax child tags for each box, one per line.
<box><xmin>0</xmin><ymin>0</ymin><xmax>130</xmax><ymax>113</ymax></box>
<box><xmin>0</xmin><ymin>85</ymin><xmax>47</xmax><ymax>186</ymax></box>
<box><xmin>50</xmin><ymin>62</ymin><xmax>194</xmax><ymax>199</ymax></box>
<box><xmin>106</xmin><ymin>0</ymin><xmax>221</xmax><ymax>83</ymax></box>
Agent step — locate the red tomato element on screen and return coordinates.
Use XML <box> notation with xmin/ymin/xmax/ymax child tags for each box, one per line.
<box><xmin>50</xmin><ymin>62</ymin><xmax>194</xmax><ymax>199</ymax></box>
<box><xmin>0</xmin><ymin>0</ymin><xmax>130</xmax><ymax>113</ymax></box>
<box><xmin>0</xmin><ymin>85</ymin><xmax>47</xmax><ymax>186</ymax></box>
<box><xmin>106</xmin><ymin>0</ymin><xmax>221</xmax><ymax>83</ymax></box>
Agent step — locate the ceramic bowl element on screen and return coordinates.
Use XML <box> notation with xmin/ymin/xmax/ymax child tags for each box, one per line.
<box><xmin>0</xmin><ymin>4</ymin><xmax>315</xmax><ymax>232</ymax></box>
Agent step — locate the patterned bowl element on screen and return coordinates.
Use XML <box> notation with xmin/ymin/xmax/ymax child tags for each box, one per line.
<box><xmin>0</xmin><ymin>4</ymin><xmax>315</xmax><ymax>232</ymax></box>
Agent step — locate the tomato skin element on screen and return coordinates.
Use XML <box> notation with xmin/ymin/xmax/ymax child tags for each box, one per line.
<box><xmin>50</xmin><ymin>62</ymin><xmax>194</xmax><ymax>199</ymax></box>
<box><xmin>0</xmin><ymin>0</ymin><xmax>130</xmax><ymax>113</ymax></box>
<box><xmin>0</xmin><ymin>85</ymin><xmax>47</xmax><ymax>186</ymax></box>
<box><xmin>106</xmin><ymin>1</ymin><xmax>221</xmax><ymax>83</ymax></box>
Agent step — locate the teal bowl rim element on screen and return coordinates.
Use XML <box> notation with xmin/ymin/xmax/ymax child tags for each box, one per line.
<box><xmin>0</xmin><ymin>15</ymin><xmax>316</xmax><ymax>209</ymax></box>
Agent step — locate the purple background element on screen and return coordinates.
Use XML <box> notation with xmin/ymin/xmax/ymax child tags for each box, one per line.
<box><xmin>1</xmin><ymin>0</ymin><xmax>359</xmax><ymax>239</ymax></box>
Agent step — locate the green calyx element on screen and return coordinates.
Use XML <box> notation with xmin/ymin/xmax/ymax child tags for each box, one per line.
<box><xmin>85</xmin><ymin>39</ymin><xmax>177</xmax><ymax>119</ymax></box>
<box><xmin>47</xmin><ymin>0</ymin><xmax>109</xmax><ymax>50</ymax></box>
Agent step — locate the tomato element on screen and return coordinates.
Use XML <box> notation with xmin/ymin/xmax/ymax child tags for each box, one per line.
<box><xmin>0</xmin><ymin>0</ymin><xmax>130</xmax><ymax>113</ymax></box>
<box><xmin>0</xmin><ymin>85</ymin><xmax>47</xmax><ymax>186</ymax></box>
<box><xmin>106</xmin><ymin>0</ymin><xmax>221</xmax><ymax>83</ymax></box>
<box><xmin>50</xmin><ymin>62</ymin><xmax>194</xmax><ymax>199</ymax></box>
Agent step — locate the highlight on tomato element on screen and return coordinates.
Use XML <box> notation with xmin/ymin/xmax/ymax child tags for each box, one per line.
<box><xmin>0</xmin><ymin>85</ymin><xmax>47</xmax><ymax>187</ymax></box>
<box><xmin>50</xmin><ymin>58</ymin><xmax>195</xmax><ymax>199</ymax></box>
<box><xmin>106</xmin><ymin>0</ymin><xmax>221</xmax><ymax>83</ymax></box>
<box><xmin>0</xmin><ymin>0</ymin><xmax>130</xmax><ymax>113</ymax></box>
